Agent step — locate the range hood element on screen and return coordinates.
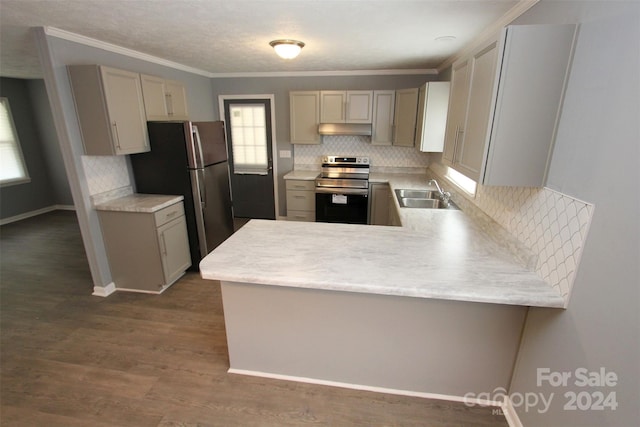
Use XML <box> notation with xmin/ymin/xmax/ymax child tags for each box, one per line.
<box><xmin>318</xmin><ymin>123</ymin><xmax>372</xmax><ymax>136</ymax></box>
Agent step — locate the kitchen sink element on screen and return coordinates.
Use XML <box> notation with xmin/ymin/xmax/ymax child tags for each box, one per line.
<box><xmin>394</xmin><ymin>189</ymin><xmax>460</xmax><ymax>210</ymax></box>
<box><xmin>398</xmin><ymin>198</ymin><xmax>444</xmax><ymax>209</ymax></box>
<box><xmin>394</xmin><ymin>189</ymin><xmax>436</xmax><ymax>199</ymax></box>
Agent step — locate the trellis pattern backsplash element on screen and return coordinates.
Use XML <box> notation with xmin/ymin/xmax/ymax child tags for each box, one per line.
<box><xmin>429</xmin><ymin>163</ymin><xmax>594</xmax><ymax>306</ymax></box>
<box><xmin>294</xmin><ymin>135</ymin><xmax>430</xmax><ymax>169</ymax></box>
<box><xmin>82</xmin><ymin>155</ymin><xmax>130</xmax><ymax>196</ymax></box>
<box><xmin>474</xmin><ymin>185</ymin><xmax>594</xmax><ymax>304</ymax></box>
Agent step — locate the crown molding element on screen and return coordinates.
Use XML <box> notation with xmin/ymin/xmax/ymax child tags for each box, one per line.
<box><xmin>42</xmin><ymin>26</ymin><xmax>438</xmax><ymax>79</ymax></box>
<box><xmin>43</xmin><ymin>26</ymin><xmax>213</xmax><ymax>77</ymax></box>
<box><xmin>437</xmin><ymin>0</ymin><xmax>540</xmax><ymax>72</ymax></box>
<box><xmin>209</xmin><ymin>69</ymin><xmax>438</xmax><ymax>78</ymax></box>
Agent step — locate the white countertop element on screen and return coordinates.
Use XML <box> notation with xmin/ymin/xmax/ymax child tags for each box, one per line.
<box><xmin>94</xmin><ymin>194</ymin><xmax>184</xmax><ymax>213</ymax></box>
<box><xmin>200</xmin><ymin>172</ymin><xmax>564</xmax><ymax>308</ymax></box>
<box><xmin>283</xmin><ymin>170</ymin><xmax>320</xmax><ymax>180</ymax></box>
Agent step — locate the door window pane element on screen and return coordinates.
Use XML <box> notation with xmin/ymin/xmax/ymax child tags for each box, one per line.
<box><xmin>229</xmin><ymin>104</ymin><xmax>268</xmax><ymax>174</ymax></box>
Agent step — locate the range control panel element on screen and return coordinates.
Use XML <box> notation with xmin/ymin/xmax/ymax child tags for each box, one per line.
<box><xmin>322</xmin><ymin>156</ymin><xmax>370</xmax><ymax>165</ymax></box>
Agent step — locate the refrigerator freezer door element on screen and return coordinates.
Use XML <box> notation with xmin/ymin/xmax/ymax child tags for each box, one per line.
<box><xmin>192</xmin><ymin>121</ymin><xmax>227</xmax><ymax>167</ymax></box>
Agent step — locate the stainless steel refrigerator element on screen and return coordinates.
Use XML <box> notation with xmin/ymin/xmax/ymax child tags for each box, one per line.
<box><xmin>131</xmin><ymin>121</ymin><xmax>234</xmax><ymax>270</ymax></box>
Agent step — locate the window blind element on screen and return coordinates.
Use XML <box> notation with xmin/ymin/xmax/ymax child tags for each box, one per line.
<box><xmin>0</xmin><ymin>97</ymin><xmax>30</xmax><ymax>185</ymax></box>
<box><xmin>229</xmin><ymin>104</ymin><xmax>268</xmax><ymax>175</ymax></box>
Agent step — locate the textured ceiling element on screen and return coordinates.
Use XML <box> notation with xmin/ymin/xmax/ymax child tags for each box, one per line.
<box><xmin>0</xmin><ymin>0</ymin><xmax>523</xmax><ymax>79</ymax></box>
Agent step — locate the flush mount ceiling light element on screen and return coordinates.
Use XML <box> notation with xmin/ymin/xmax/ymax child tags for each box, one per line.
<box><xmin>435</xmin><ymin>35</ymin><xmax>457</xmax><ymax>43</ymax></box>
<box><xmin>269</xmin><ymin>39</ymin><xmax>305</xmax><ymax>59</ymax></box>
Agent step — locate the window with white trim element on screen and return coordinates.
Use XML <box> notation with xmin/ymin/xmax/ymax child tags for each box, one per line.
<box><xmin>0</xmin><ymin>97</ymin><xmax>30</xmax><ymax>186</ymax></box>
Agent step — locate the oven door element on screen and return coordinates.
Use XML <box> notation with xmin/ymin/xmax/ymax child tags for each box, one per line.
<box><xmin>315</xmin><ymin>187</ymin><xmax>368</xmax><ymax>224</ymax></box>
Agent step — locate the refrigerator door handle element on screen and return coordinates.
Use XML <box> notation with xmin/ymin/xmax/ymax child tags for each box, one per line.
<box><xmin>192</xmin><ymin>125</ymin><xmax>205</xmax><ymax>169</ymax></box>
<box><xmin>197</xmin><ymin>168</ymin><xmax>207</xmax><ymax>208</ymax></box>
<box><xmin>190</xmin><ymin>169</ymin><xmax>209</xmax><ymax>258</ymax></box>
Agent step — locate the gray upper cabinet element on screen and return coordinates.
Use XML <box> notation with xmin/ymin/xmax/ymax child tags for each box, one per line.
<box><xmin>443</xmin><ymin>24</ymin><xmax>578</xmax><ymax>187</ymax></box>
<box><xmin>415</xmin><ymin>82</ymin><xmax>450</xmax><ymax>152</ymax></box>
<box><xmin>345</xmin><ymin>91</ymin><xmax>374</xmax><ymax>123</ymax></box>
<box><xmin>442</xmin><ymin>59</ymin><xmax>470</xmax><ymax>165</ymax></box>
<box><xmin>141</xmin><ymin>74</ymin><xmax>189</xmax><ymax>121</ymax></box>
<box><xmin>290</xmin><ymin>91</ymin><xmax>321</xmax><ymax>145</ymax></box>
<box><xmin>68</xmin><ymin>65</ymin><xmax>150</xmax><ymax>156</ymax></box>
<box><xmin>393</xmin><ymin>88</ymin><xmax>419</xmax><ymax>147</ymax></box>
<box><xmin>457</xmin><ymin>41</ymin><xmax>500</xmax><ymax>180</ymax></box>
<box><xmin>320</xmin><ymin>91</ymin><xmax>346</xmax><ymax>123</ymax></box>
<box><xmin>320</xmin><ymin>90</ymin><xmax>373</xmax><ymax>123</ymax></box>
<box><xmin>371</xmin><ymin>90</ymin><xmax>395</xmax><ymax>145</ymax></box>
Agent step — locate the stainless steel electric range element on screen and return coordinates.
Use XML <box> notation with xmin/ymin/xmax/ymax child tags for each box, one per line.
<box><xmin>315</xmin><ymin>156</ymin><xmax>370</xmax><ymax>224</ymax></box>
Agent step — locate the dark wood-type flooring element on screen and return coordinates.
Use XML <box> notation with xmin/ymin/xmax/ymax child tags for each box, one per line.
<box><xmin>1</xmin><ymin>210</ymin><xmax>508</xmax><ymax>426</ymax></box>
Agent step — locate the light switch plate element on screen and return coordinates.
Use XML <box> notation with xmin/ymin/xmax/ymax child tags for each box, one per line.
<box><xmin>279</xmin><ymin>150</ymin><xmax>291</xmax><ymax>158</ymax></box>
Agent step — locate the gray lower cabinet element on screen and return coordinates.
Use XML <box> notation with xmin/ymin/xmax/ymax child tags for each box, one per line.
<box><xmin>389</xmin><ymin>196</ymin><xmax>401</xmax><ymax>227</ymax></box>
<box><xmin>286</xmin><ymin>180</ymin><xmax>316</xmax><ymax>221</ymax></box>
<box><xmin>98</xmin><ymin>202</ymin><xmax>191</xmax><ymax>292</ymax></box>
<box><xmin>368</xmin><ymin>183</ymin><xmax>390</xmax><ymax>225</ymax></box>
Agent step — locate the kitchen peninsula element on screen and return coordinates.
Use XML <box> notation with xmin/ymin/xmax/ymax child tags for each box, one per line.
<box><xmin>199</xmin><ymin>173</ymin><xmax>564</xmax><ymax>400</ymax></box>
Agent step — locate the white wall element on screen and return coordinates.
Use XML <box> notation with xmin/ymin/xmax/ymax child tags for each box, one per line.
<box><xmin>508</xmin><ymin>2</ymin><xmax>640</xmax><ymax>426</ymax></box>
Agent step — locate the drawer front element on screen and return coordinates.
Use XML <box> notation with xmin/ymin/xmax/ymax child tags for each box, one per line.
<box><xmin>287</xmin><ymin>210</ymin><xmax>315</xmax><ymax>222</ymax></box>
<box><xmin>287</xmin><ymin>190</ymin><xmax>315</xmax><ymax>211</ymax></box>
<box><xmin>154</xmin><ymin>202</ymin><xmax>185</xmax><ymax>227</ymax></box>
<box><xmin>286</xmin><ymin>180</ymin><xmax>315</xmax><ymax>191</ymax></box>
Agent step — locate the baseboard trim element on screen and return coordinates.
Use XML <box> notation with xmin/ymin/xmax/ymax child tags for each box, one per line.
<box><xmin>54</xmin><ymin>204</ymin><xmax>75</xmax><ymax>211</ymax></box>
<box><xmin>228</xmin><ymin>368</ymin><xmax>503</xmax><ymax>408</ymax></box>
<box><xmin>501</xmin><ymin>396</ymin><xmax>524</xmax><ymax>427</ymax></box>
<box><xmin>115</xmin><ymin>287</ymin><xmax>162</xmax><ymax>295</ymax></box>
<box><xmin>92</xmin><ymin>282</ymin><xmax>116</xmax><ymax>297</ymax></box>
<box><xmin>0</xmin><ymin>204</ymin><xmax>76</xmax><ymax>226</ymax></box>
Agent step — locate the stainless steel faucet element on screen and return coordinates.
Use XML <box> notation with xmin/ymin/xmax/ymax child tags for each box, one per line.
<box><xmin>428</xmin><ymin>179</ymin><xmax>451</xmax><ymax>204</ymax></box>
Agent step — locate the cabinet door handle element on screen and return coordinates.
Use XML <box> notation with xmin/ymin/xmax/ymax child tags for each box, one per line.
<box><xmin>453</xmin><ymin>126</ymin><xmax>464</xmax><ymax>163</ymax></box>
<box><xmin>160</xmin><ymin>233</ymin><xmax>167</xmax><ymax>256</ymax></box>
<box><xmin>165</xmin><ymin>93</ymin><xmax>174</xmax><ymax>116</ymax></box>
<box><xmin>452</xmin><ymin>125</ymin><xmax>459</xmax><ymax>161</ymax></box>
<box><xmin>111</xmin><ymin>122</ymin><xmax>121</xmax><ymax>149</ymax></box>
<box><xmin>457</xmin><ymin>128</ymin><xmax>464</xmax><ymax>162</ymax></box>
<box><xmin>294</xmin><ymin>195</ymin><xmax>306</xmax><ymax>199</ymax></box>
